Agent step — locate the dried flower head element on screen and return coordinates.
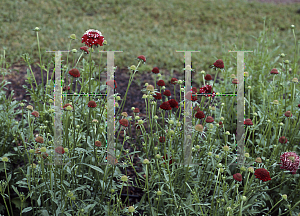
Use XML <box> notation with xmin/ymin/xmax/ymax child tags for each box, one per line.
<box><xmin>35</xmin><ymin>136</ymin><xmax>44</xmax><ymax>143</ymax></box>
<box><xmin>255</xmin><ymin>157</ymin><xmax>262</xmax><ymax>163</ymax></box>
<box><xmin>31</xmin><ymin>111</ymin><xmax>39</xmax><ymax>118</ymax></box>
<box><xmin>195</xmin><ymin>124</ymin><xmax>204</xmax><ymax>132</ymax></box>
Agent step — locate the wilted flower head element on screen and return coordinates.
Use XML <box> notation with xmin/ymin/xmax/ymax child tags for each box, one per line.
<box><xmin>146</xmin><ymin>85</ymin><xmax>154</xmax><ymax>92</ymax></box>
<box><xmin>285</xmin><ymin>111</ymin><xmax>292</xmax><ymax>117</ymax></box>
<box><xmin>26</xmin><ymin>105</ymin><xmax>33</xmax><ymax>111</ymax></box>
<box><xmin>55</xmin><ymin>146</ymin><xmax>65</xmax><ymax>154</ymax></box>
<box><xmin>35</xmin><ymin>136</ymin><xmax>44</xmax><ymax>143</ymax></box>
<box><xmin>232</xmin><ymin>78</ymin><xmax>239</xmax><ymax>84</ymax></box>
<box><xmin>95</xmin><ymin>141</ymin><xmax>102</xmax><ymax>147</ymax></box>
<box><xmin>205</xmin><ymin>116</ymin><xmax>214</xmax><ymax>123</ymax></box>
<box><xmin>255</xmin><ymin>157</ymin><xmax>262</xmax><ymax>163</ymax></box>
<box><xmin>279</xmin><ymin>152</ymin><xmax>300</xmax><ymax>174</ymax></box>
<box><xmin>81</xmin><ymin>29</ymin><xmax>105</xmax><ymax>48</ymax></box>
<box><xmin>195</xmin><ymin>124</ymin><xmax>204</xmax><ymax>132</ymax></box>
<box><xmin>80</xmin><ymin>46</ymin><xmax>89</xmax><ymax>54</ymax></box>
<box><xmin>31</xmin><ymin>111</ymin><xmax>39</xmax><ymax>118</ymax></box>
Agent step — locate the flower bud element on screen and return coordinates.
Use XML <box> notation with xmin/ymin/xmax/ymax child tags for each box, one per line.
<box><xmin>241</xmin><ymin>196</ymin><xmax>247</xmax><ymax>202</ymax></box>
<box><xmin>284</xmin><ymin>60</ymin><xmax>289</xmax><ymax>64</ymax></box>
<box><xmin>240</xmin><ymin>166</ymin><xmax>246</xmax><ymax>172</ymax></box>
<box><xmin>280</xmin><ymin>53</ymin><xmax>285</xmax><ymax>58</ymax></box>
<box><xmin>225</xmin><ymin>131</ymin><xmax>230</xmax><ymax>135</ymax></box>
<box><xmin>128</xmin><ymin>206</ymin><xmax>135</xmax><ymax>213</ymax></box>
<box><xmin>208</xmin><ymin>152</ymin><xmax>212</xmax><ymax>156</ymax></box>
<box><xmin>292</xmin><ymin>78</ymin><xmax>298</xmax><ymax>83</ymax></box>
<box><xmin>169</xmin><ymin>120</ymin><xmax>174</xmax><ymax>125</ymax></box>
<box><xmin>154</xmin><ymin>115</ymin><xmax>158</xmax><ymax>120</ymax></box>
<box><xmin>291</xmin><ymin>25</ymin><xmax>295</xmax><ymax>29</ymax></box>
<box><xmin>103</xmin><ymin>40</ymin><xmax>107</xmax><ymax>45</ymax></box>
<box><xmin>155</xmin><ymin>154</ymin><xmax>161</xmax><ymax>159</ymax></box>
<box><xmin>130</xmin><ymin>65</ymin><xmax>136</xmax><ymax>71</ymax></box>
<box><xmin>2</xmin><ymin>157</ymin><xmax>8</xmax><ymax>162</ymax></box>
<box><xmin>282</xmin><ymin>194</ymin><xmax>287</xmax><ymax>200</ymax></box>
<box><xmin>121</xmin><ymin>175</ymin><xmax>128</xmax><ymax>182</ymax></box>
<box><xmin>143</xmin><ymin>159</ymin><xmax>150</xmax><ymax>165</ymax></box>
<box><xmin>72</xmin><ymin>49</ymin><xmax>77</xmax><ymax>53</ymax></box>
<box><xmin>244</xmin><ymin>153</ymin><xmax>250</xmax><ymax>158</ymax></box>
<box><xmin>244</xmin><ymin>72</ymin><xmax>249</xmax><ymax>77</ymax></box>
<box><xmin>248</xmin><ymin>167</ymin><xmax>254</xmax><ymax>173</ymax></box>
<box><xmin>223</xmin><ymin>145</ymin><xmax>230</xmax><ymax>152</ymax></box>
<box><xmin>217</xmin><ymin>163</ymin><xmax>222</xmax><ymax>168</ymax></box>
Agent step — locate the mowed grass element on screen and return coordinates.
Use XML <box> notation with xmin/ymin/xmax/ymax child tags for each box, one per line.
<box><xmin>1</xmin><ymin>0</ymin><xmax>300</xmax><ymax>85</ymax></box>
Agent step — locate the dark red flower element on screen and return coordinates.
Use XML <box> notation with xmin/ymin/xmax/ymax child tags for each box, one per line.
<box><xmin>157</xmin><ymin>80</ymin><xmax>165</xmax><ymax>87</ymax></box>
<box><xmin>95</xmin><ymin>141</ymin><xmax>102</xmax><ymax>147</ymax></box>
<box><xmin>171</xmin><ymin>78</ymin><xmax>178</xmax><ymax>85</ymax></box>
<box><xmin>195</xmin><ymin>111</ymin><xmax>205</xmax><ymax>119</ymax></box>
<box><xmin>185</xmin><ymin>92</ymin><xmax>197</xmax><ymax>101</ymax></box>
<box><xmin>233</xmin><ymin>173</ymin><xmax>242</xmax><ymax>182</ymax></box>
<box><xmin>63</xmin><ymin>86</ymin><xmax>70</xmax><ymax>91</ymax></box>
<box><xmin>192</xmin><ymin>87</ymin><xmax>198</xmax><ymax>93</ymax></box>
<box><xmin>168</xmin><ymin>99</ymin><xmax>179</xmax><ymax>109</ymax></box>
<box><xmin>162</xmin><ymin>154</ymin><xmax>173</xmax><ymax>165</ymax></box>
<box><xmin>69</xmin><ymin>68</ymin><xmax>81</xmax><ymax>78</ymax></box>
<box><xmin>88</xmin><ymin>101</ymin><xmax>97</xmax><ymax>108</ymax></box>
<box><xmin>80</xmin><ymin>46</ymin><xmax>89</xmax><ymax>54</ymax></box>
<box><xmin>152</xmin><ymin>67</ymin><xmax>159</xmax><ymax>74</ymax></box>
<box><xmin>213</xmin><ymin>59</ymin><xmax>224</xmax><ymax>69</ymax></box>
<box><xmin>219</xmin><ymin>121</ymin><xmax>223</xmax><ymax>127</ymax></box>
<box><xmin>133</xmin><ymin>108</ymin><xmax>140</xmax><ymax>113</ymax></box>
<box><xmin>31</xmin><ymin>111</ymin><xmax>39</xmax><ymax>118</ymax></box>
<box><xmin>206</xmin><ymin>116</ymin><xmax>214</xmax><ymax>123</ymax></box>
<box><xmin>160</xmin><ymin>101</ymin><xmax>171</xmax><ymax>110</ymax></box>
<box><xmin>270</xmin><ymin>68</ymin><xmax>279</xmax><ymax>74</ymax></box>
<box><xmin>35</xmin><ymin>136</ymin><xmax>44</xmax><ymax>143</ymax></box>
<box><xmin>106</xmin><ymin>80</ymin><xmax>117</xmax><ymax>89</ymax></box>
<box><xmin>55</xmin><ymin>146</ymin><xmax>65</xmax><ymax>154</ymax></box>
<box><xmin>137</xmin><ymin>55</ymin><xmax>146</xmax><ymax>63</ymax></box>
<box><xmin>205</xmin><ymin>74</ymin><xmax>212</xmax><ymax>81</ymax></box>
<box><xmin>199</xmin><ymin>85</ymin><xmax>215</xmax><ymax>98</ymax></box>
<box><xmin>81</xmin><ymin>29</ymin><xmax>105</xmax><ymax>48</ymax></box>
<box><xmin>163</xmin><ymin>90</ymin><xmax>171</xmax><ymax>97</ymax></box>
<box><xmin>298</xmin><ymin>104</ymin><xmax>300</xmax><ymax>108</ymax></box>
<box><xmin>159</xmin><ymin>136</ymin><xmax>165</xmax><ymax>143</ymax></box>
<box><xmin>63</xmin><ymin>103</ymin><xmax>73</xmax><ymax>109</ymax></box>
<box><xmin>279</xmin><ymin>152</ymin><xmax>300</xmax><ymax>174</ymax></box>
<box><xmin>285</xmin><ymin>111</ymin><xmax>292</xmax><ymax>117</ymax></box>
<box><xmin>119</xmin><ymin>119</ymin><xmax>129</xmax><ymax>127</ymax></box>
<box><xmin>279</xmin><ymin>136</ymin><xmax>288</xmax><ymax>144</ymax></box>
<box><xmin>244</xmin><ymin>119</ymin><xmax>253</xmax><ymax>126</ymax></box>
<box><xmin>254</xmin><ymin>168</ymin><xmax>271</xmax><ymax>182</ymax></box>
<box><xmin>153</xmin><ymin>92</ymin><xmax>162</xmax><ymax>100</ymax></box>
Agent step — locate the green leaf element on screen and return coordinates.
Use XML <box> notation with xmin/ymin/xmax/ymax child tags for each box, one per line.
<box><xmin>22</xmin><ymin>207</ymin><xmax>32</xmax><ymax>213</ymax></box>
<box><xmin>76</xmin><ymin>163</ymin><xmax>104</xmax><ymax>174</ymax></box>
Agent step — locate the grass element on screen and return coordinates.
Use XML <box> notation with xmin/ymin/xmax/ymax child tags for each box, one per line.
<box><xmin>0</xmin><ymin>0</ymin><xmax>300</xmax><ymax>215</ymax></box>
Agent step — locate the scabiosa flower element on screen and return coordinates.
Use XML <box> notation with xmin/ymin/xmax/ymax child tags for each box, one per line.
<box><xmin>88</xmin><ymin>101</ymin><xmax>97</xmax><ymax>108</ymax></box>
<box><xmin>133</xmin><ymin>108</ymin><xmax>140</xmax><ymax>113</ymax></box>
<box><xmin>254</xmin><ymin>168</ymin><xmax>271</xmax><ymax>182</ymax></box>
<box><xmin>146</xmin><ymin>85</ymin><xmax>154</xmax><ymax>92</ymax></box>
<box><xmin>152</xmin><ymin>67</ymin><xmax>159</xmax><ymax>74</ymax></box>
<box><xmin>162</xmin><ymin>154</ymin><xmax>173</xmax><ymax>165</ymax></box>
<box><xmin>95</xmin><ymin>141</ymin><xmax>102</xmax><ymax>147</ymax></box>
<box><xmin>80</xmin><ymin>46</ymin><xmax>89</xmax><ymax>54</ymax></box>
<box><xmin>157</xmin><ymin>80</ymin><xmax>165</xmax><ymax>86</ymax></box>
<box><xmin>219</xmin><ymin>121</ymin><xmax>223</xmax><ymax>128</ymax></box>
<box><xmin>205</xmin><ymin>74</ymin><xmax>212</xmax><ymax>81</ymax></box>
<box><xmin>233</xmin><ymin>173</ymin><xmax>242</xmax><ymax>182</ymax></box>
<box><xmin>159</xmin><ymin>136</ymin><xmax>165</xmax><ymax>143</ymax></box>
<box><xmin>285</xmin><ymin>111</ymin><xmax>292</xmax><ymax>117</ymax></box>
<box><xmin>35</xmin><ymin>136</ymin><xmax>44</xmax><ymax>143</ymax></box>
<box><xmin>163</xmin><ymin>90</ymin><xmax>171</xmax><ymax>97</ymax></box>
<box><xmin>168</xmin><ymin>99</ymin><xmax>179</xmax><ymax>109</ymax></box>
<box><xmin>192</xmin><ymin>87</ymin><xmax>198</xmax><ymax>93</ymax></box>
<box><xmin>270</xmin><ymin>68</ymin><xmax>279</xmax><ymax>74</ymax></box>
<box><xmin>211</xmin><ymin>59</ymin><xmax>224</xmax><ymax>69</ymax></box>
<box><xmin>119</xmin><ymin>119</ymin><xmax>129</xmax><ymax>127</ymax></box>
<box><xmin>63</xmin><ymin>103</ymin><xmax>73</xmax><ymax>110</ymax></box>
<box><xmin>279</xmin><ymin>152</ymin><xmax>300</xmax><ymax>174</ymax></box>
<box><xmin>159</xmin><ymin>101</ymin><xmax>171</xmax><ymax>110</ymax></box>
<box><xmin>153</xmin><ymin>92</ymin><xmax>162</xmax><ymax>100</ymax></box>
<box><xmin>137</xmin><ymin>55</ymin><xmax>146</xmax><ymax>63</ymax></box>
<box><xmin>279</xmin><ymin>136</ymin><xmax>288</xmax><ymax>144</ymax></box>
<box><xmin>185</xmin><ymin>92</ymin><xmax>197</xmax><ymax>101</ymax></box>
<box><xmin>255</xmin><ymin>157</ymin><xmax>262</xmax><ymax>163</ymax></box>
<box><xmin>55</xmin><ymin>146</ymin><xmax>65</xmax><ymax>154</ymax></box>
<box><xmin>195</xmin><ymin>124</ymin><xmax>204</xmax><ymax>132</ymax></box>
<box><xmin>106</xmin><ymin>80</ymin><xmax>117</xmax><ymax>89</ymax></box>
<box><xmin>232</xmin><ymin>78</ymin><xmax>239</xmax><ymax>84</ymax></box>
<box><xmin>68</xmin><ymin>68</ymin><xmax>81</xmax><ymax>78</ymax></box>
<box><xmin>31</xmin><ymin>111</ymin><xmax>39</xmax><ymax>118</ymax></box>
<box><xmin>121</xmin><ymin>112</ymin><xmax>128</xmax><ymax>117</ymax></box>
<box><xmin>195</xmin><ymin>111</ymin><xmax>205</xmax><ymax>119</ymax></box>
<box><xmin>171</xmin><ymin>78</ymin><xmax>178</xmax><ymax>84</ymax></box>
<box><xmin>205</xmin><ymin>116</ymin><xmax>214</xmax><ymax>123</ymax></box>
<box><xmin>199</xmin><ymin>85</ymin><xmax>216</xmax><ymax>97</ymax></box>
<box><xmin>81</xmin><ymin>29</ymin><xmax>105</xmax><ymax>48</ymax></box>
<box><xmin>244</xmin><ymin>118</ymin><xmax>253</xmax><ymax>125</ymax></box>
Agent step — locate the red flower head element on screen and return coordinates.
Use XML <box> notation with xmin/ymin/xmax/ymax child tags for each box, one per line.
<box><xmin>254</xmin><ymin>168</ymin><xmax>271</xmax><ymax>182</ymax></box>
<box><xmin>205</xmin><ymin>74</ymin><xmax>212</xmax><ymax>81</ymax></box>
<box><xmin>279</xmin><ymin>136</ymin><xmax>288</xmax><ymax>144</ymax></box>
<box><xmin>88</xmin><ymin>101</ymin><xmax>97</xmax><ymax>108</ymax></box>
<box><xmin>192</xmin><ymin>87</ymin><xmax>198</xmax><ymax>93</ymax></box>
<box><xmin>159</xmin><ymin>136</ymin><xmax>165</xmax><ymax>143</ymax></box>
<box><xmin>81</xmin><ymin>29</ymin><xmax>105</xmax><ymax>48</ymax></box>
<box><xmin>69</xmin><ymin>68</ymin><xmax>81</xmax><ymax>78</ymax></box>
<box><xmin>233</xmin><ymin>173</ymin><xmax>242</xmax><ymax>182</ymax></box>
<box><xmin>63</xmin><ymin>86</ymin><xmax>70</xmax><ymax>91</ymax></box>
<box><xmin>162</xmin><ymin>154</ymin><xmax>173</xmax><ymax>165</ymax></box>
<box><xmin>195</xmin><ymin>111</ymin><xmax>205</xmax><ymax>119</ymax></box>
<box><xmin>55</xmin><ymin>146</ymin><xmax>65</xmax><ymax>154</ymax></box>
<box><xmin>160</xmin><ymin>101</ymin><xmax>171</xmax><ymax>110</ymax></box>
<box><xmin>205</xmin><ymin>116</ymin><xmax>214</xmax><ymax>123</ymax></box>
<box><xmin>106</xmin><ymin>80</ymin><xmax>117</xmax><ymax>89</ymax></box>
<box><xmin>213</xmin><ymin>59</ymin><xmax>224</xmax><ymax>69</ymax></box>
<box><xmin>279</xmin><ymin>152</ymin><xmax>300</xmax><ymax>174</ymax></box>
<box><xmin>270</xmin><ymin>68</ymin><xmax>279</xmax><ymax>74</ymax></box>
<box><xmin>232</xmin><ymin>78</ymin><xmax>239</xmax><ymax>84</ymax></box>
<box><xmin>244</xmin><ymin>118</ymin><xmax>253</xmax><ymax>126</ymax></box>
<box><xmin>152</xmin><ymin>67</ymin><xmax>159</xmax><ymax>74</ymax></box>
<box><xmin>80</xmin><ymin>46</ymin><xmax>89</xmax><ymax>54</ymax></box>
<box><xmin>171</xmin><ymin>78</ymin><xmax>178</xmax><ymax>85</ymax></box>
<box><xmin>63</xmin><ymin>103</ymin><xmax>73</xmax><ymax>110</ymax></box>
<box><xmin>137</xmin><ymin>55</ymin><xmax>146</xmax><ymax>63</ymax></box>
<box><xmin>163</xmin><ymin>90</ymin><xmax>171</xmax><ymax>97</ymax></box>
<box><xmin>119</xmin><ymin>119</ymin><xmax>129</xmax><ymax>127</ymax></box>
<box><xmin>168</xmin><ymin>99</ymin><xmax>179</xmax><ymax>109</ymax></box>
<box><xmin>298</xmin><ymin>104</ymin><xmax>300</xmax><ymax>108</ymax></box>
<box><xmin>31</xmin><ymin>111</ymin><xmax>39</xmax><ymax>118</ymax></box>
<box><xmin>157</xmin><ymin>80</ymin><xmax>165</xmax><ymax>86</ymax></box>
<box><xmin>133</xmin><ymin>108</ymin><xmax>140</xmax><ymax>113</ymax></box>
<box><xmin>153</xmin><ymin>92</ymin><xmax>162</xmax><ymax>100</ymax></box>
<box><xmin>185</xmin><ymin>92</ymin><xmax>197</xmax><ymax>101</ymax></box>
<box><xmin>95</xmin><ymin>141</ymin><xmax>102</xmax><ymax>147</ymax></box>
<box><xmin>199</xmin><ymin>85</ymin><xmax>216</xmax><ymax>98</ymax></box>
<box><xmin>285</xmin><ymin>111</ymin><xmax>292</xmax><ymax>117</ymax></box>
